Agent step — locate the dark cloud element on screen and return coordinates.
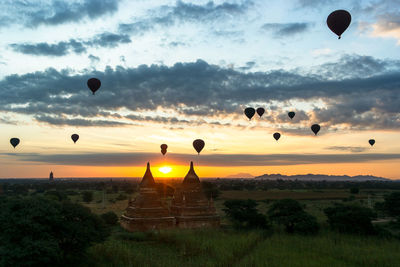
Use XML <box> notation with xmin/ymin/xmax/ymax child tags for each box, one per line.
<box><xmin>1</xmin><ymin>0</ymin><xmax>120</xmax><ymax>28</ymax></box>
<box><xmin>119</xmin><ymin>1</ymin><xmax>252</xmax><ymax>35</ymax></box>
<box><xmin>0</xmin><ymin>55</ymin><xmax>399</xmax><ymax>130</ymax></box>
<box><xmin>5</xmin><ymin>152</ymin><xmax>400</xmax><ymax>167</ymax></box>
<box><xmin>9</xmin><ymin>32</ymin><xmax>131</xmax><ymax>56</ymax></box>
<box><xmin>261</xmin><ymin>23</ymin><xmax>311</xmax><ymax>37</ymax></box>
<box><xmin>34</xmin><ymin>115</ymin><xmax>132</xmax><ymax>127</ymax></box>
<box><xmin>326</xmin><ymin>146</ymin><xmax>367</xmax><ymax>153</ymax></box>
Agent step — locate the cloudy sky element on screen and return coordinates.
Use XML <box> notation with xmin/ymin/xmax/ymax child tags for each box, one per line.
<box><xmin>1</xmin><ymin>0</ymin><xmax>400</xmax><ymax>179</ymax></box>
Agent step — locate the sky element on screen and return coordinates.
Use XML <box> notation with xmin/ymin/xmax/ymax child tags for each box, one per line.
<box><xmin>0</xmin><ymin>0</ymin><xmax>400</xmax><ymax>179</ymax></box>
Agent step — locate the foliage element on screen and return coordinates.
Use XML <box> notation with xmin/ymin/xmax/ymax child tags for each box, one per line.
<box><xmin>324</xmin><ymin>203</ymin><xmax>377</xmax><ymax>235</ymax></box>
<box><xmin>268</xmin><ymin>199</ymin><xmax>319</xmax><ymax>234</ymax></box>
<box><xmin>45</xmin><ymin>190</ymin><xmax>68</xmax><ymax>201</ymax></box>
<box><xmin>0</xmin><ymin>196</ymin><xmax>109</xmax><ymax>267</ymax></box>
<box><xmin>82</xmin><ymin>190</ymin><xmax>93</xmax><ymax>203</ymax></box>
<box><xmin>202</xmin><ymin>181</ymin><xmax>221</xmax><ymax>199</ymax></box>
<box><xmin>101</xmin><ymin>211</ymin><xmax>119</xmax><ymax>226</ymax></box>
<box><xmin>382</xmin><ymin>192</ymin><xmax>400</xmax><ymax>218</ymax></box>
<box><xmin>223</xmin><ymin>199</ymin><xmax>270</xmax><ymax>230</ymax></box>
<box><xmin>350</xmin><ymin>187</ymin><xmax>359</xmax><ymax>194</ymax></box>
<box><xmin>115</xmin><ymin>193</ymin><xmax>127</xmax><ymax>201</ymax></box>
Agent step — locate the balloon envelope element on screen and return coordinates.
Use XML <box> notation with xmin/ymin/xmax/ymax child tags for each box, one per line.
<box><xmin>369</xmin><ymin>139</ymin><xmax>375</xmax><ymax>146</ymax></box>
<box><xmin>273</xmin><ymin>132</ymin><xmax>281</xmax><ymax>141</ymax></box>
<box><xmin>193</xmin><ymin>139</ymin><xmax>205</xmax><ymax>154</ymax></box>
<box><xmin>327</xmin><ymin>10</ymin><xmax>351</xmax><ymax>39</ymax></box>
<box><xmin>10</xmin><ymin>138</ymin><xmax>20</xmax><ymax>148</ymax></box>
<box><xmin>71</xmin><ymin>134</ymin><xmax>79</xmax><ymax>144</ymax></box>
<box><xmin>161</xmin><ymin>149</ymin><xmax>167</xmax><ymax>155</ymax></box>
<box><xmin>256</xmin><ymin>107</ymin><xmax>265</xmax><ymax>117</ymax></box>
<box><xmin>160</xmin><ymin>144</ymin><xmax>168</xmax><ymax>150</ymax></box>
<box><xmin>311</xmin><ymin>124</ymin><xmax>321</xmax><ymax>135</ymax></box>
<box><xmin>87</xmin><ymin>78</ymin><xmax>101</xmax><ymax>95</ymax></box>
<box><xmin>244</xmin><ymin>108</ymin><xmax>256</xmax><ymax>120</ymax></box>
<box><xmin>288</xmin><ymin>111</ymin><xmax>295</xmax><ymax>119</ymax></box>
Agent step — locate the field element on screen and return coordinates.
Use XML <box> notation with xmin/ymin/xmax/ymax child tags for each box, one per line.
<box><xmin>69</xmin><ymin>187</ymin><xmax>400</xmax><ymax>267</ymax></box>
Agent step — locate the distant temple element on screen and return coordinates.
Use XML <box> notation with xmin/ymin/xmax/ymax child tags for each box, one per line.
<box><xmin>120</xmin><ymin>163</ymin><xmax>175</xmax><ymax>231</ymax></box>
<box><xmin>121</xmin><ymin>162</ymin><xmax>220</xmax><ymax>231</ymax></box>
<box><xmin>49</xmin><ymin>171</ymin><xmax>54</xmax><ymax>181</ymax></box>
<box><xmin>171</xmin><ymin>161</ymin><xmax>220</xmax><ymax>229</ymax></box>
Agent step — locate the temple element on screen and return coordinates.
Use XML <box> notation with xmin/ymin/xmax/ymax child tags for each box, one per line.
<box><xmin>120</xmin><ymin>162</ymin><xmax>175</xmax><ymax>231</ymax></box>
<box><xmin>171</xmin><ymin>161</ymin><xmax>220</xmax><ymax>229</ymax></box>
<box><xmin>49</xmin><ymin>171</ymin><xmax>54</xmax><ymax>181</ymax></box>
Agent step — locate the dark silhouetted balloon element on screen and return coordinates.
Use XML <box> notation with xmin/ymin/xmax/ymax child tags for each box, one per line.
<box><xmin>288</xmin><ymin>111</ymin><xmax>295</xmax><ymax>119</ymax></box>
<box><xmin>273</xmin><ymin>132</ymin><xmax>281</xmax><ymax>141</ymax></box>
<box><xmin>193</xmin><ymin>139</ymin><xmax>205</xmax><ymax>154</ymax></box>
<box><xmin>311</xmin><ymin>124</ymin><xmax>321</xmax><ymax>135</ymax></box>
<box><xmin>71</xmin><ymin>134</ymin><xmax>79</xmax><ymax>144</ymax></box>
<box><xmin>327</xmin><ymin>10</ymin><xmax>351</xmax><ymax>39</ymax></box>
<box><xmin>369</xmin><ymin>139</ymin><xmax>375</xmax><ymax>146</ymax></box>
<box><xmin>244</xmin><ymin>108</ymin><xmax>256</xmax><ymax>120</ymax></box>
<box><xmin>10</xmin><ymin>138</ymin><xmax>20</xmax><ymax>148</ymax></box>
<box><xmin>256</xmin><ymin>107</ymin><xmax>265</xmax><ymax>117</ymax></box>
<box><xmin>161</xmin><ymin>144</ymin><xmax>168</xmax><ymax>155</ymax></box>
<box><xmin>87</xmin><ymin>78</ymin><xmax>101</xmax><ymax>95</ymax></box>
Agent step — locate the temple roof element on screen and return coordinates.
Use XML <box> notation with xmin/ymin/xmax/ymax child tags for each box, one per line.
<box><xmin>140</xmin><ymin>162</ymin><xmax>156</xmax><ymax>187</ymax></box>
<box><xmin>182</xmin><ymin>161</ymin><xmax>200</xmax><ymax>185</ymax></box>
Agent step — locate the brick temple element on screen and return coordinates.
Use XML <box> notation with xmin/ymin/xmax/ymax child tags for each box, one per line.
<box><xmin>121</xmin><ymin>161</ymin><xmax>220</xmax><ymax>231</ymax></box>
<box><xmin>171</xmin><ymin>161</ymin><xmax>220</xmax><ymax>229</ymax></box>
<box><xmin>120</xmin><ymin>162</ymin><xmax>175</xmax><ymax>231</ymax></box>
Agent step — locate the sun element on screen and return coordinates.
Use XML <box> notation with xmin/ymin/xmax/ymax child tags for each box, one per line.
<box><xmin>159</xmin><ymin>166</ymin><xmax>172</xmax><ymax>174</ymax></box>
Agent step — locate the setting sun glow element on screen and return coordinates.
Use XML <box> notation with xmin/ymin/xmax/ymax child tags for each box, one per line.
<box><xmin>159</xmin><ymin>166</ymin><xmax>172</xmax><ymax>174</ymax></box>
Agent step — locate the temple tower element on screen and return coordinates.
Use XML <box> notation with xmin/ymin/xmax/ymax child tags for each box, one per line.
<box><xmin>120</xmin><ymin>163</ymin><xmax>175</xmax><ymax>231</ymax></box>
<box><xmin>171</xmin><ymin>162</ymin><xmax>220</xmax><ymax>228</ymax></box>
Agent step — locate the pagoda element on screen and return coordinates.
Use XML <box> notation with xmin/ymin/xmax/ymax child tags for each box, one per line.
<box><xmin>120</xmin><ymin>163</ymin><xmax>175</xmax><ymax>231</ymax></box>
<box><xmin>171</xmin><ymin>162</ymin><xmax>220</xmax><ymax>228</ymax></box>
<box><xmin>49</xmin><ymin>171</ymin><xmax>54</xmax><ymax>181</ymax></box>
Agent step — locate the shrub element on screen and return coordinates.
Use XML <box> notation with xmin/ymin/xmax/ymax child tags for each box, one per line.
<box><xmin>82</xmin><ymin>191</ymin><xmax>93</xmax><ymax>203</ymax></box>
<box><xmin>202</xmin><ymin>181</ymin><xmax>221</xmax><ymax>199</ymax></box>
<box><xmin>324</xmin><ymin>203</ymin><xmax>376</xmax><ymax>235</ymax></box>
<box><xmin>268</xmin><ymin>199</ymin><xmax>319</xmax><ymax>235</ymax></box>
<box><xmin>350</xmin><ymin>187</ymin><xmax>359</xmax><ymax>194</ymax></box>
<box><xmin>382</xmin><ymin>192</ymin><xmax>400</xmax><ymax>218</ymax></box>
<box><xmin>116</xmin><ymin>194</ymin><xmax>127</xmax><ymax>201</ymax></box>
<box><xmin>101</xmin><ymin>211</ymin><xmax>119</xmax><ymax>226</ymax></box>
<box><xmin>223</xmin><ymin>199</ymin><xmax>270</xmax><ymax>230</ymax></box>
<box><xmin>0</xmin><ymin>196</ymin><xmax>109</xmax><ymax>266</ymax></box>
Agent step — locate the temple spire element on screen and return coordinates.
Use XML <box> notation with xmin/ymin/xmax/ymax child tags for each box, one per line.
<box><xmin>140</xmin><ymin>162</ymin><xmax>156</xmax><ymax>187</ymax></box>
<box><xmin>183</xmin><ymin>161</ymin><xmax>200</xmax><ymax>184</ymax></box>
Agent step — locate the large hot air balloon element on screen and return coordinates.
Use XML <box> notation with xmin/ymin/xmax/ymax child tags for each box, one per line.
<box><xmin>161</xmin><ymin>144</ymin><xmax>168</xmax><ymax>155</ymax></box>
<box><xmin>273</xmin><ymin>132</ymin><xmax>281</xmax><ymax>141</ymax></box>
<box><xmin>369</xmin><ymin>139</ymin><xmax>375</xmax><ymax>146</ymax></box>
<box><xmin>327</xmin><ymin>10</ymin><xmax>351</xmax><ymax>39</ymax></box>
<box><xmin>193</xmin><ymin>139</ymin><xmax>205</xmax><ymax>154</ymax></box>
<box><xmin>256</xmin><ymin>107</ymin><xmax>265</xmax><ymax>118</ymax></box>
<box><xmin>288</xmin><ymin>111</ymin><xmax>295</xmax><ymax>119</ymax></box>
<box><xmin>311</xmin><ymin>124</ymin><xmax>321</xmax><ymax>135</ymax></box>
<box><xmin>10</xmin><ymin>138</ymin><xmax>20</xmax><ymax>148</ymax></box>
<box><xmin>87</xmin><ymin>78</ymin><xmax>101</xmax><ymax>95</ymax></box>
<box><xmin>244</xmin><ymin>108</ymin><xmax>256</xmax><ymax>120</ymax></box>
<box><xmin>71</xmin><ymin>134</ymin><xmax>79</xmax><ymax>144</ymax></box>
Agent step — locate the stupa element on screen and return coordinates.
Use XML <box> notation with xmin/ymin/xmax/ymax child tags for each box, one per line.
<box><xmin>171</xmin><ymin>161</ymin><xmax>220</xmax><ymax>228</ymax></box>
<box><xmin>120</xmin><ymin>162</ymin><xmax>175</xmax><ymax>231</ymax></box>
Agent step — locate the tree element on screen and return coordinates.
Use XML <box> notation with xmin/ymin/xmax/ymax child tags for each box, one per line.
<box><xmin>350</xmin><ymin>187</ymin><xmax>359</xmax><ymax>194</ymax></box>
<box><xmin>101</xmin><ymin>211</ymin><xmax>119</xmax><ymax>226</ymax></box>
<box><xmin>223</xmin><ymin>199</ymin><xmax>270</xmax><ymax>230</ymax></box>
<box><xmin>268</xmin><ymin>199</ymin><xmax>319</xmax><ymax>234</ymax></box>
<box><xmin>82</xmin><ymin>191</ymin><xmax>93</xmax><ymax>203</ymax></box>
<box><xmin>0</xmin><ymin>196</ymin><xmax>109</xmax><ymax>266</ymax></box>
<box><xmin>324</xmin><ymin>203</ymin><xmax>376</xmax><ymax>235</ymax></box>
<box><xmin>382</xmin><ymin>192</ymin><xmax>400</xmax><ymax>218</ymax></box>
<box><xmin>202</xmin><ymin>181</ymin><xmax>221</xmax><ymax>199</ymax></box>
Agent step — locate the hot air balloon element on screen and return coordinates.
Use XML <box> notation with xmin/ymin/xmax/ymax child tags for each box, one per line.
<box><xmin>244</xmin><ymin>108</ymin><xmax>256</xmax><ymax>120</ymax></box>
<box><xmin>311</xmin><ymin>124</ymin><xmax>321</xmax><ymax>135</ymax></box>
<box><xmin>273</xmin><ymin>132</ymin><xmax>281</xmax><ymax>141</ymax></box>
<box><xmin>193</xmin><ymin>139</ymin><xmax>205</xmax><ymax>154</ymax></box>
<box><xmin>327</xmin><ymin>10</ymin><xmax>351</xmax><ymax>39</ymax></box>
<box><xmin>10</xmin><ymin>138</ymin><xmax>20</xmax><ymax>148</ymax></box>
<box><xmin>369</xmin><ymin>139</ymin><xmax>375</xmax><ymax>146</ymax></box>
<box><xmin>161</xmin><ymin>144</ymin><xmax>168</xmax><ymax>155</ymax></box>
<box><xmin>256</xmin><ymin>107</ymin><xmax>265</xmax><ymax>118</ymax></box>
<box><xmin>71</xmin><ymin>134</ymin><xmax>79</xmax><ymax>144</ymax></box>
<box><xmin>87</xmin><ymin>78</ymin><xmax>101</xmax><ymax>95</ymax></box>
<box><xmin>288</xmin><ymin>111</ymin><xmax>295</xmax><ymax>119</ymax></box>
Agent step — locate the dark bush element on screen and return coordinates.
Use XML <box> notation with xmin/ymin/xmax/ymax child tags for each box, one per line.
<box><xmin>101</xmin><ymin>211</ymin><xmax>119</xmax><ymax>226</ymax></box>
<box><xmin>0</xmin><ymin>196</ymin><xmax>109</xmax><ymax>266</ymax></box>
<box><xmin>350</xmin><ymin>187</ymin><xmax>359</xmax><ymax>194</ymax></box>
<box><xmin>382</xmin><ymin>192</ymin><xmax>400</xmax><ymax>218</ymax></box>
<box><xmin>223</xmin><ymin>199</ymin><xmax>270</xmax><ymax>230</ymax></box>
<box><xmin>268</xmin><ymin>199</ymin><xmax>319</xmax><ymax>235</ymax></box>
<box><xmin>202</xmin><ymin>181</ymin><xmax>221</xmax><ymax>199</ymax></box>
<box><xmin>82</xmin><ymin>191</ymin><xmax>93</xmax><ymax>203</ymax></box>
<box><xmin>116</xmin><ymin>194</ymin><xmax>127</xmax><ymax>201</ymax></box>
<box><xmin>324</xmin><ymin>203</ymin><xmax>376</xmax><ymax>235</ymax></box>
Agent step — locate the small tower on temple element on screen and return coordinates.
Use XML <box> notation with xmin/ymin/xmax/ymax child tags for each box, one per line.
<box><xmin>171</xmin><ymin>161</ymin><xmax>220</xmax><ymax>229</ymax></box>
<box><xmin>120</xmin><ymin>162</ymin><xmax>175</xmax><ymax>232</ymax></box>
<box><xmin>49</xmin><ymin>171</ymin><xmax>54</xmax><ymax>181</ymax></box>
